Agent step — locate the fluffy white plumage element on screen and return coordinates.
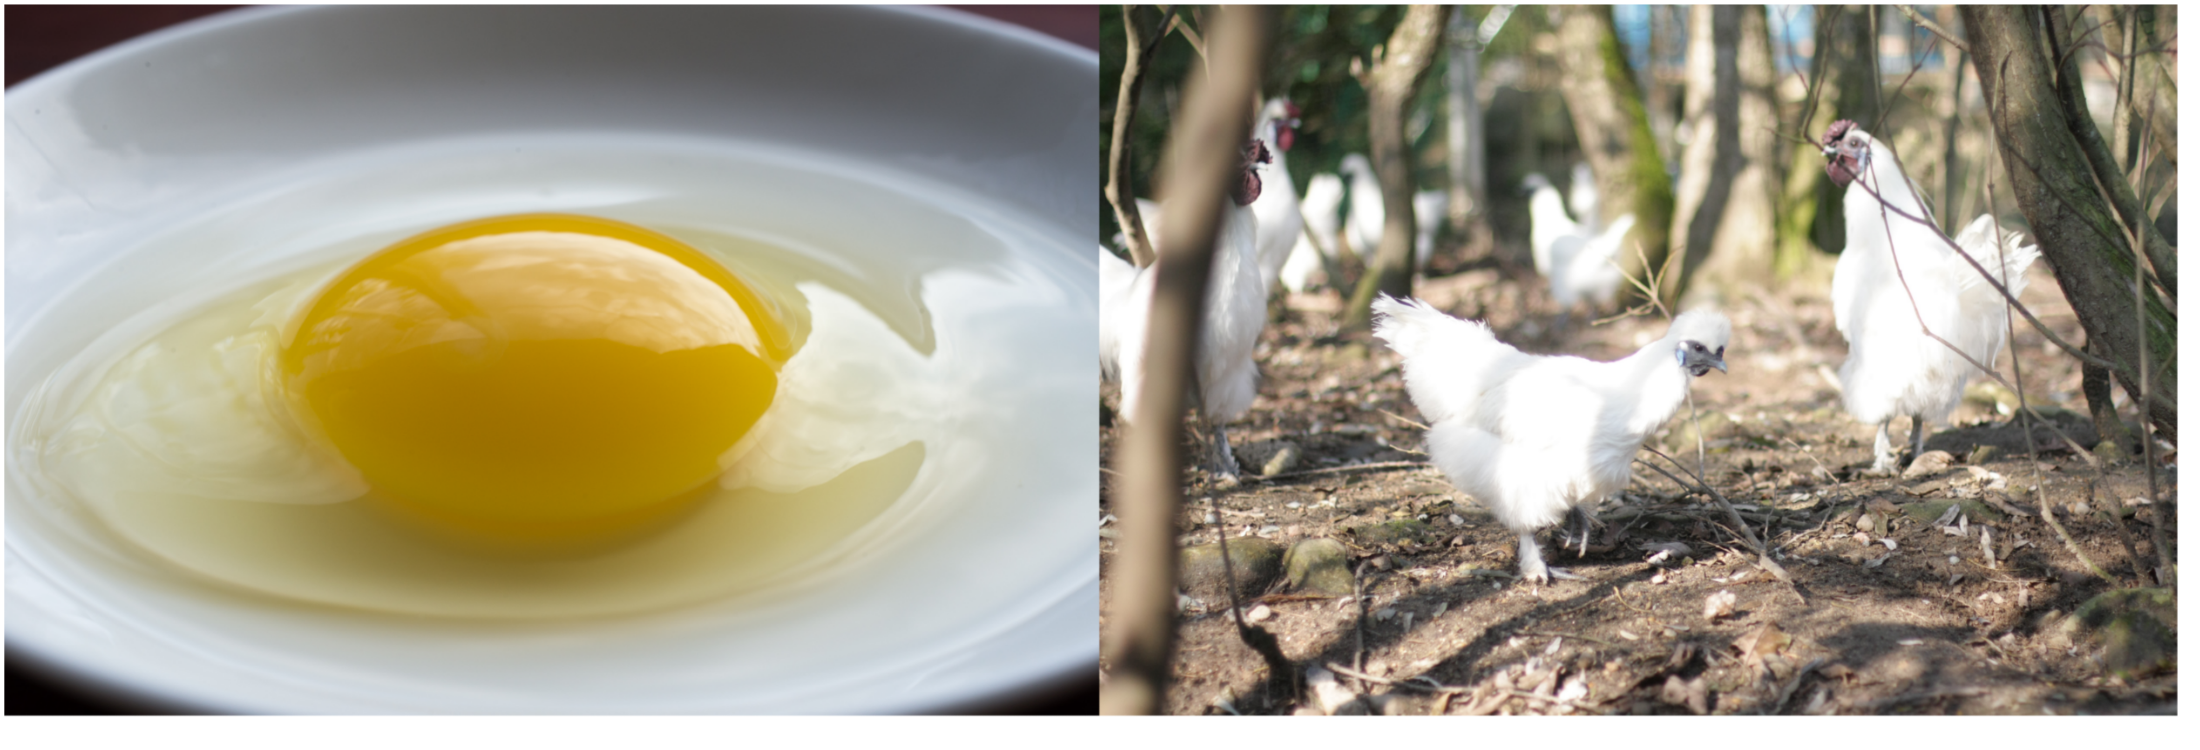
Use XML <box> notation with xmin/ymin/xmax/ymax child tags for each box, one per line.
<box><xmin>1099</xmin><ymin>147</ymin><xmax>1270</xmax><ymax>476</ymax></box>
<box><xmin>1340</xmin><ymin>153</ymin><xmax>1384</xmax><ymax>262</ymax></box>
<box><xmin>1569</xmin><ymin>161</ymin><xmax>1600</xmax><ymax>234</ymax></box>
<box><xmin>1524</xmin><ymin>173</ymin><xmax>1580</xmax><ymax>278</ymax></box>
<box><xmin>1249</xmin><ymin>99</ymin><xmax>1304</xmax><ymax>296</ymax></box>
<box><xmin>1281</xmin><ymin>172</ymin><xmax>1346</xmax><ymax>293</ymax></box>
<box><xmin>1822</xmin><ymin>120</ymin><xmax>2042</xmax><ymax>475</ymax></box>
<box><xmin>1372</xmin><ymin>295</ymin><xmax>1731</xmax><ymax>583</ymax></box>
<box><xmin>1553</xmin><ymin>213</ymin><xmax>1636</xmax><ymax>312</ymax></box>
<box><xmin>1413</xmin><ymin>189</ymin><xmax>1447</xmax><ymax>270</ymax></box>
<box><xmin>1526</xmin><ymin>173</ymin><xmax>1634</xmax><ymax>320</ymax></box>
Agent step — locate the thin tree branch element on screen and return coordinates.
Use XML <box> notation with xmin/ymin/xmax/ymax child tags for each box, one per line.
<box><xmin>1100</xmin><ymin>5</ymin><xmax>1272</xmax><ymax>716</ymax></box>
<box><xmin>1894</xmin><ymin>5</ymin><xmax>1968</xmax><ymax>56</ymax></box>
<box><xmin>2044</xmin><ymin>7</ymin><xmax>2177</xmax><ymax>296</ymax></box>
<box><xmin>1106</xmin><ymin>5</ymin><xmax>1176</xmax><ymax>267</ymax></box>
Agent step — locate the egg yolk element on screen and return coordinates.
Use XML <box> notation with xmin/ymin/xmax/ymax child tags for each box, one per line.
<box><xmin>280</xmin><ymin>214</ymin><xmax>783</xmax><ymax>549</ymax></box>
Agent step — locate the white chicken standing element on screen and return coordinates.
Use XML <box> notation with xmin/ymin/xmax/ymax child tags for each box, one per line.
<box><xmin>1281</xmin><ymin>172</ymin><xmax>1347</xmax><ymax>293</ymax></box>
<box><xmin>1372</xmin><ymin>295</ymin><xmax>1730</xmax><ymax>583</ymax></box>
<box><xmin>1099</xmin><ymin>140</ymin><xmax>1272</xmax><ymax>478</ymax></box>
<box><xmin>1412</xmin><ymin>189</ymin><xmax>1447</xmax><ymax>271</ymax></box>
<box><xmin>1524</xmin><ymin>173</ymin><xmax>1581</xmax><ymax>279</ymax></box>
<box><xmin>1822</xmin><ymin>119</ymin><xmax>2041</xmax><ymax>475</ymax></box>
<box><xmin>1526</xmin><ymin>173</ymin><xmax>1635</xmax><ymax>326</ymax></box>
<box><xmin>1249</xmin><ymin>99</ymin><xmax>1305</xmax><ymax>296</ymax></box>
<box><xmin>1340</xmin><ymin>153</ymin><xmax>1385</xmax><ymax>263</ymax></box>
<box><xmin>1569</xmin><ymin>161</ymin><xmax>1600</xmax><ymax>234</ymax></box>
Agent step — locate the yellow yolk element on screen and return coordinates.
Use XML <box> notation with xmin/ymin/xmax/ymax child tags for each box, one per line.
<box><xmin>280</xmin><ymin>214</ymin><xmax>783</xmax><ymax>549</ymax></box>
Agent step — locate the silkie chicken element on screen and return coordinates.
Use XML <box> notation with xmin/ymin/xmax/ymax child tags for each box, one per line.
<box><xmin>1822</xmin><ymin>119</ymin><xmax>2041</xmax><ymax>475</ymax></box>
<box><xmin>1099</xmin><ymin>140</ymin><xmax>1272</xmax><ymax>478</ymax></box>
<box><xmin>1372</xmin><ymin>296</ymin><xmax>1730</xmax><ymax>584</ymax></box>
<box><xmin>1340</xmin><ymin>153</ymin><xmax>1384</xmax><ymax>262</ymax></box>
<box><xmin>1526</xmin><ymin>173</ymin><xmax>1636</xmax><ymax>326</ymax></box>
<box><xmin>1249</xmin><ymin>98</ymin><xmax>1305</xmax><ymax>296</ymax></box>
<box><xmin>1281</xmin><ymin>172</ymin><xmax>1347</xmax><ymax>293</ymax></box>
<box><xmin>1569</xmin><ymin>161</ymin><xmax>1600</xmax><ymax>234</ymax></box>
<box><xmin>1413</xmin><ymin>189</ymin><xmax>1447</xmax><ymax>271</ymax></box>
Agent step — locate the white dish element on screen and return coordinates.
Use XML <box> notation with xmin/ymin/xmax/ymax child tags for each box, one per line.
<box><xmin>5</xmin><ymin>5</ymin><xmax>1098</xmax><ymax>714</ymax></box>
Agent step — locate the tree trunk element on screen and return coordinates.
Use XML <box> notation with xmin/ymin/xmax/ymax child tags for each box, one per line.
<box><xmin>1342</xmin><ymin>5</ymin><xmax>1450</xmax><ymax>329</ymax></box>
<box><xmin>1670</xmin><ymin>6</ymin><xmax>1781</xmax><ymax>302</ymax></box>
<box><xmin>1963</xmin><ymin>5</ymin><xmax>2175</xmax><ymax>443</ymax></box>
<box><xmin>1552</xmin><ymin>5</ymin><xmax>1676</xmax><ymax>308</ymax></box>
<box><xmin>1775</xmin><ymin>5</ymin><xmax>1878</xmax><ymax>277</ymax></box>
<box><xmin>1443</xmin><ymin>8</ymin><xmax>1480</xmax><ymax>240</ymax></box>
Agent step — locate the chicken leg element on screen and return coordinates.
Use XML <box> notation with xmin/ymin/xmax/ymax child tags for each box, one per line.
<box><xmin>1515</xmin><ymin>530</ymin><xmax>1587</xmax><ymax>585</ymax></box>
<box><xmin>1208</xmin><ymin>421</ymin><xmax>1242</xmax><ymax>479</ymax></box>
<box><xmin>1866</xmin><ymin>414</ymin><xmax>1931</xmax><ymax>476</ymax></box>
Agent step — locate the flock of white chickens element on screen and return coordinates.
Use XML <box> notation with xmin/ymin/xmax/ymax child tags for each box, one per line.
<box><xmin>1104</xmin><ymin>102</ymin><xmax>2043</xmax><ymax>585</ymax></box>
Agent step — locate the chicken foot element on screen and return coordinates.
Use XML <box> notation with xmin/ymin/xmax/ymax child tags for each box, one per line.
<box><xmin>1515</xmin><ymin>530</ymin><xmax>1587</xmax><ymax>585</ymax></box>
<box><xmin>1865</xmin><ymin>414</ymin><xmax>1930</xmax><ymax>476</ymax></box>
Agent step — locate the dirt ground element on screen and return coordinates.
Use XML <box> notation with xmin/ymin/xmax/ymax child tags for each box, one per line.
<box><xmin>1098</xmin><ymin>255</ymin><xmax>2177</xmax><ymax>716</ymax></box>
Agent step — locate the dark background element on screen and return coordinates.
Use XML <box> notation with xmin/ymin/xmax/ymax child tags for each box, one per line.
<box><xmin>3</xmin><ymin>4</ymin><xmax>1098</xmax><ymax>717</ymax></box>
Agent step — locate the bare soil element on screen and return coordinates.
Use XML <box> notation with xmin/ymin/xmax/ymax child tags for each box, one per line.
<box><xmin>1098</xmin><ymin>258</ymin><xmax>2176</xmax><ymax>716</ymax></box>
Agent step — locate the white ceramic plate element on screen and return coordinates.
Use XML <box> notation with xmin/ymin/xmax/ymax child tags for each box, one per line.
<box><xmin>5</xmin><ymin>5</ymin><xmax>1097</xmax><ymax>714</ymax></box>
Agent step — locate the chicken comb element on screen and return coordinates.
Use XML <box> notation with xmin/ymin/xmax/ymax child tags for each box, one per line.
<box><xmin>1232</xmin><ymin>139</ymin><xmax>1268</xmax><ymax>206</ymax></box>
<box><xmin>1824</xmin><ymin>119</ymin><xmax>1857</xmax><ymax>147</ymax></box>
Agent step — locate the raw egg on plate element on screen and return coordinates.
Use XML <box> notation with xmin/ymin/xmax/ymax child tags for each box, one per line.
<box><xmin>281</xmin><ymin>214</ymin><xmax>782</xmax><ymax>550</ymax></box>
<box><xmin>18</xmin><ymin>211</ymin><xmax>957</xmax><ymax>619</ymax></box>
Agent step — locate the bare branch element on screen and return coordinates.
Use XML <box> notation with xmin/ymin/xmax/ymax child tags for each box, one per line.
<box><xmin>1106</xmin><ymin>6</ymin><xmax>1176</xmax><ymax>267</ymax></box>
<box><xmin>1894</xmin><ymin>5</ymin><xmax>1968</xmax><ymax>56</ymax></box>
<box><xmin>1100</xmin><ymin>5</ymin><xmax>1272</xmax><ymax>716</ymax></box>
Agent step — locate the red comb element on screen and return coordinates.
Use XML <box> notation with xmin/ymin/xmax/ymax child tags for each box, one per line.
<box><xmin>1823</xmin><ymin>119</ymin><xmax>1857</xmax><ymax>147</ymax></box>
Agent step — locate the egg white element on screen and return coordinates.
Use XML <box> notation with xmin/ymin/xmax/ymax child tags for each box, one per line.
<box><xmin>17</xmin><ymin>239</ymin><xmax>959</xmax><ymax>619</ymax></box>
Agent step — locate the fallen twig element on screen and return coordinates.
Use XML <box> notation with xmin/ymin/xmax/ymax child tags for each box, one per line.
<box><xmin>1244</xmin><ymin>459</ymin><xmax>1432</xmax><ymax>483</ymax></box>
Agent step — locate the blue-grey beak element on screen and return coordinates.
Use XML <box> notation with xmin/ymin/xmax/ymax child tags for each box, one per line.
<box><xmin>1676</xmin><ymin>341</ymin><xmax>1726</xmax><ymax>376</ymax></box>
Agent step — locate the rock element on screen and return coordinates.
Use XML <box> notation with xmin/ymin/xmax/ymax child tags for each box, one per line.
<box><xmin>1902</xmin><ymin>450</ymin><xmax>1956</xmax><ymax>478</ymax></box>
<box><xmin>1179</xmin><ymin>538</ymin><xmax>1284</xmax><ymax>601</ymax></box>
<box><xmin>1347</xmin><ymin>518</ymin><xmax>1429</xmax><ymax>545</ymax></box>
<box><xmin>1261</xmin><ymin>443</ymin><xmax>1301</xmax><ymax>477</ymax></box>
<box><xmin>2071</xmin><ymin>588</ymin><xmax>2177</xmax><ymax>680</ymax></box>
<box><xmin>2092</xmin><ymin>439</ymin><xmax>2129</xmax><ymax>466</ymax></box>
<box><xmin>1704</xmin><ymin>590</ymin><xmax>1738</xmax><ymax>622</ymax></box>
<box><xmin>1282</xmin><ymin>538</ymin><xmax>1355</xmax><ymax>596</ymax></box>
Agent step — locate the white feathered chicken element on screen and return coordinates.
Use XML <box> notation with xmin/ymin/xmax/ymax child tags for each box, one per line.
<box><xmin>1413</xmin><ymin>189</ymin><xmax>1447</xmax><ymax>270</ymax></box>
<box><xmin>1373</xmin><ymin>296</ymin><xmax>1730</xmax><ymax>583</ymax></box>
<box><xmin>1524</xmin><ymin>173</ymin><xmax>1581</xmax><ymax>279</ymax></box>
<box><xmin>1526</xmin><ymin>173</ymin><xmax>1635</xmax><ymax>325</ymax></box>
<box><xmin>1281</xmin><ymin>172</ymin><xmax>1347</xmax><ymax>293</ymax></box>
<box><xmin>1249</xmin><ymin>99</ymin><xmax>1305</xmax><ymax>295</ymax></box>
<box><xmin>1340</xmin><ymin>153</ymin><xmax>1384</xmax><ymax>262</ymax></box>
<box><xmin>1822</xmin><ymin>119</ymin><xmax>2042</xmax><ymax>475</ymax></box>
<box><xmin>1569</xmin><ymin>161</ymin><xmax>1600</xmax><ymax>234</ymax></box>
<box><xmin>1100</xmin><ymin>140</ymin><xmax>1272</xmax><ymax>477</ymax></box>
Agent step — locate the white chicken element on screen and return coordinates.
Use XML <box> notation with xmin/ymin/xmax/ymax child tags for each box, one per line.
<box><xmin>1822</xmin><ymin>119</ymin><xmax>2042</xmax><ymax>475</ymax></box>
<box><xmin>1552</xmin><ymin>213</ymin><xmax>1637</xmax><ymax>316</ymax></box>
<box><xmin>1280</xmin><ymin>172</ymin><xmax>1346</xmax><ymax>293</ymax></box>
<box><xmin>1413</xmin><ymin>189</ymin><xmax>1447</xmax><ymax>270</ymax></box>
<box><xmin>1249</xmin><ymin>98</ymin><xmax>1305</xmax><ymax>296</ymax></box>
<box><xmin>1523</xmin><ymin>172</ymin><xmax>1581</xmax><ymax>279</ymax></box>
<box><xmin>1099</xmin><ymin>140</ymin><xmax>1272</xmax><ymax>478</ymax></box>
<box><xmin>1340</xmin><ymin>153</ymin><xmax>1384</xmax><ymax>263</ymax></box>
<box><xmin>1526</xmin><ymin>173</ymin><xmax>1635</xmax><ymax>325</ymax></box>
<box><xmin>1569</xmin><ymin>161</ymin><xmax>1600</xmax><ymax>234</ymax></box>
<box><xmin>1372</xmin><ymin>295</ymin><xmax>1730</xmax><ymax>583</ymax></box>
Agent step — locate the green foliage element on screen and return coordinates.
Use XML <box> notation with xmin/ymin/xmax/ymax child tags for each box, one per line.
<box><xmin>1102</xmin><ymin>6</ymin><xmax>1536</xmax><ymax>246</ymax></box>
